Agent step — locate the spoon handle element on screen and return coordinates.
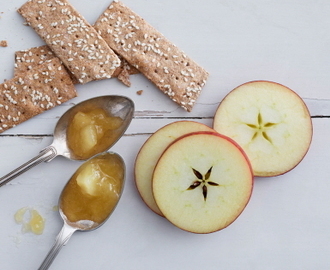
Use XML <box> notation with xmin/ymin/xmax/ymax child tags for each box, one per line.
<box><xmin>38</xmin><ymin>222</ymin><xmax>77</xmax><ymax>270</ymax></box>
<box><xmin>0</xmin><ymin>146</ymin><xmax>57</xmax><ymax>187</ymax></box>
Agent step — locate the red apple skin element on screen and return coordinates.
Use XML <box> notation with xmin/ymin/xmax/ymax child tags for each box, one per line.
<box><xmin>134</xmin><ymin>121</ymin><xmax>214</xmax><ymax>216</ymax></box>
<box><xmin>152</xmin><ymin>131</ymin><xmax>254</xmax><ymax>234</ymax></box>
<box><xmin>213</xmin><ymin>80</ymin><xmax>313</xmax><ymax>177</ymax></box>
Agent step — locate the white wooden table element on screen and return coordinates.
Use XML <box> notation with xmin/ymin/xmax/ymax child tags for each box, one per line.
<box><xmin>1</xmin><ymin>0</ymin><xmax>330</xmax><ymax>269</ymax></box>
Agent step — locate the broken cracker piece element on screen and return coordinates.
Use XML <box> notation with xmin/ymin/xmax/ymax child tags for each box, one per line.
<box><xmin>117</xmin><ymin>68</ymin><xmax>131</xmax><ymax>87</ymax></box>
<box><xmin>107</xmin><ymin>54</ymin><xmax>139</xmax><ymax>86</ymax></box>
<box><xmin>94</xmin><ymin>1</ymin><xmax>208</xmax><ymax>112</ymax></box>
<box><xmin>112</xmin><ymin>54</ymin><xmax>140</xmax><ymax>77</ymax></box>
<box><xmin>0</xmin><ymin>58</ymin><xmax>77</xmax><ymax>133</ymax></box>
<box><xmin>18</xmin><ymin>0</ymin><xmax>120</xmax><ymax>84</ymax></box>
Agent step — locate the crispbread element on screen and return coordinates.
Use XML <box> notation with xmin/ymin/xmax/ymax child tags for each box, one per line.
<box><xmin>0</xmin><ymin>58</ymin><xmax>77</xmax><ymax>133</ymax></box>
<box><xmin>14</xmin><ymin>45</ymin><xmax>79</xmax><ymax>84</ymax></box>
<box><xmin>14</xmin><ymin>45</ymin><xmax>138</xmax><ymax>86</ymax></box>
<box><xmin>14</xmin><ymin>45</ymin><xmax>54</xmax><ymax>75</ymax></box>
<box><xmin>94</xmin><ymin>0</ymin><xmax>209</xmax><ymax>111</ymax></box>
<box><xmin>17</xmin><ymin>0</ymin><xmax>121</xmax><ymax>84</ymax></box>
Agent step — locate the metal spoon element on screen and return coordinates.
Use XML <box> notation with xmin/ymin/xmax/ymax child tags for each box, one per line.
<box><xmin>0</xmin><ymin>95</ymin><xmax>134</xmax><ymax>187</ymax></box>
<box><xmin>38</xmin><ymin>152</ymin><xmax>125</xmax><ymax>270</ymax></box>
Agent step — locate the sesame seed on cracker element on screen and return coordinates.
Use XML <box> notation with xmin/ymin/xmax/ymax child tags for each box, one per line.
<box><xmin>18</xmin><ymin>0</ymin><xmax>121</xmax><ymax>84</ymax></box>
<box><xmin>0</xmin><ymin>58</ymin><xmax>77</xmax><ymax>133</ymax></box>
<box><xmin>94</xmin><ymin>1</ymin><xmax>208</xmax><ymax>111</ymax></box>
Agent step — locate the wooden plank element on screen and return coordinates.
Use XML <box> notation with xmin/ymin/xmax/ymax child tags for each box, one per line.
<box><xmin>0</xmin><ymin>97</ymin><xmax>328</xmax><ymax>135</ymax></box>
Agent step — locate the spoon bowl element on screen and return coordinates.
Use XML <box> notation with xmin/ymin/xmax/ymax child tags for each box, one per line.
<box><xmin>52</xmin><ymin>95</ymin><xmax>134</xmax><ymax>160</ymax></box>
<box><xmin>0</xmin><ymin>95</ymin><xmax>134</xmax><ymax>187</ymax></box>
<box><xmin>38</xmin><ymin>152</ymin><xmax>125</xmax><ymax>270</ymax></box>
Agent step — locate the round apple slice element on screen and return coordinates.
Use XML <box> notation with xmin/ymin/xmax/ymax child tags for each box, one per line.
<box><xmin>213</xmin><ymin>81</ymin><xmax>313</xmax><ymax>177</ymax></box>
<box><xmin>152</xmin><ymin>131</ymin><xmax>253</xmax><ymax>234</ymax></box>
<box><xmin>135</xmin><ymin>121</ymin><xmax>214</xmax><ymax>216</ymax></box>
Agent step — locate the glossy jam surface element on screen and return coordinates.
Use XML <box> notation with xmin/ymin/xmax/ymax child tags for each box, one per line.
<box><xmin>67</xmin><ymin>107</ymin><xmax>123</xmax><ymax>159</ymax></box>
<box><xmin>60</xmin><ymin>153</ymin><xmax>124</xmax><ymax>225</ymax></box>
<box><xmin>14</xmin><ymin>207</ymin><xmax>45</xmax><ymax>235</ymax></box>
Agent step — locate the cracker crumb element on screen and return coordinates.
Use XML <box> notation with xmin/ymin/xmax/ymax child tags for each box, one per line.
<box><xmin>0</xmin><ymin>40</ymin><xmax>8</xmax><ymax>47</ymax></box>
<box><xmin>136</xmin><ymin>90</ymin><xmax>143</xmax><ymax>95</ymax></box>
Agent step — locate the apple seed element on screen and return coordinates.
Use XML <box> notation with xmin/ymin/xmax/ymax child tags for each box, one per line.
<box><xmin>187</xmin><ymin>167</ymin><xmax>219</xmax><ymax>201</ymax></box>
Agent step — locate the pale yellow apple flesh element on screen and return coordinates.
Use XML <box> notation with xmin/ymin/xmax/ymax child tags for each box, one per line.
<box><xmin>76</xmin><ymin>163</ymin><xmax>101</xmax><ymax>196</ymax></box>
<box><xmin>152</xmin><ymin>131</ymin><xmax>253</xmax><ymax>234</ymax></box>
<box><xmin>213</xmin><ymin>81</ymin><xmax>313</xmax><ymax>177</ymax></box>
<box><xmin>135</xmin><ymin>121</ymin><xmax>214</xmax><ymax>216</ymax></box>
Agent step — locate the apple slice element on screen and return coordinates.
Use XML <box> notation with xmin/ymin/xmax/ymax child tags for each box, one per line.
<box><xmin>152</xmin><ymin>131</ymin><xmax>253</xmax><ymax>234</ymax></box>
<box><xmin>213</xmin><ymin>81</ymin><xmax>313</xmax><ymax>177</ymax></box>
<box><xmin>134</xmin><ymin>121</ymin><xmax>214</xmax><ymax>216</ymax></box>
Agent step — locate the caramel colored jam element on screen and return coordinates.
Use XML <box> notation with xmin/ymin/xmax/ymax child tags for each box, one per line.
<box><xmin>67</xmin><ymin>107</ymin><xmax>123</xmax><ymax>159</ymax></box>
<box><xmin>14</xmin><ymin>207</ymin><xmax>45</xmax><ymax>235</ymax></box>
<box><xmin>60</xmin><ymin>153</ymin><xmax>124</xmax><ymax>225</ymax></box>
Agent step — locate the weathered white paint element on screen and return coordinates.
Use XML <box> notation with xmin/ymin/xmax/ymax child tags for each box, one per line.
<box><xmin>1</xmin><ymin>0</ymin><xmax>330</xmax><ymax>269</ymax></box>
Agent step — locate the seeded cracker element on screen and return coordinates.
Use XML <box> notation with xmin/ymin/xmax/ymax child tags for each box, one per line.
<box><xmin>0</xmin><ymin>58</ymin><xmax>77</xmax><ymax>133</ymax></box>
<box><xmin>14</xmin><ymin>45</ymin><xmax>79</xmax><ymax>84</ymax></box>
<box><xmin>14</xmin><ymin>45</ymin><xmax>138</xmax><ymax>86</ymax></box>
<box><xmin>17</xmin><ymin>0</ymin><xmax>121</xmax><ymax>84</ymax></box>
<box><xmin>14</xmin><ymin>45</ymin><xmax>55</xmax><ymax>75</ymax></box>
<box><xmin>94</xmin><ymin>1</ymin><xmax>209</xmax><ymax>112</ymax></box>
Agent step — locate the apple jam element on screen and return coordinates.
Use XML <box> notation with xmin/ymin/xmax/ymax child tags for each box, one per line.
<box><xmin>60</xmin><ymin>153</ymin><xmax>124</xmax><ymax>225</ymax></box>
<box><xmin>14</xmin><ymin>207</ymin><xmax>45</xmax><ymax>235</ymax></box>
<box><xmin>67</xmin><ymin>107</ymin><xmax>123</xmax><ymax>159</ymax></box>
